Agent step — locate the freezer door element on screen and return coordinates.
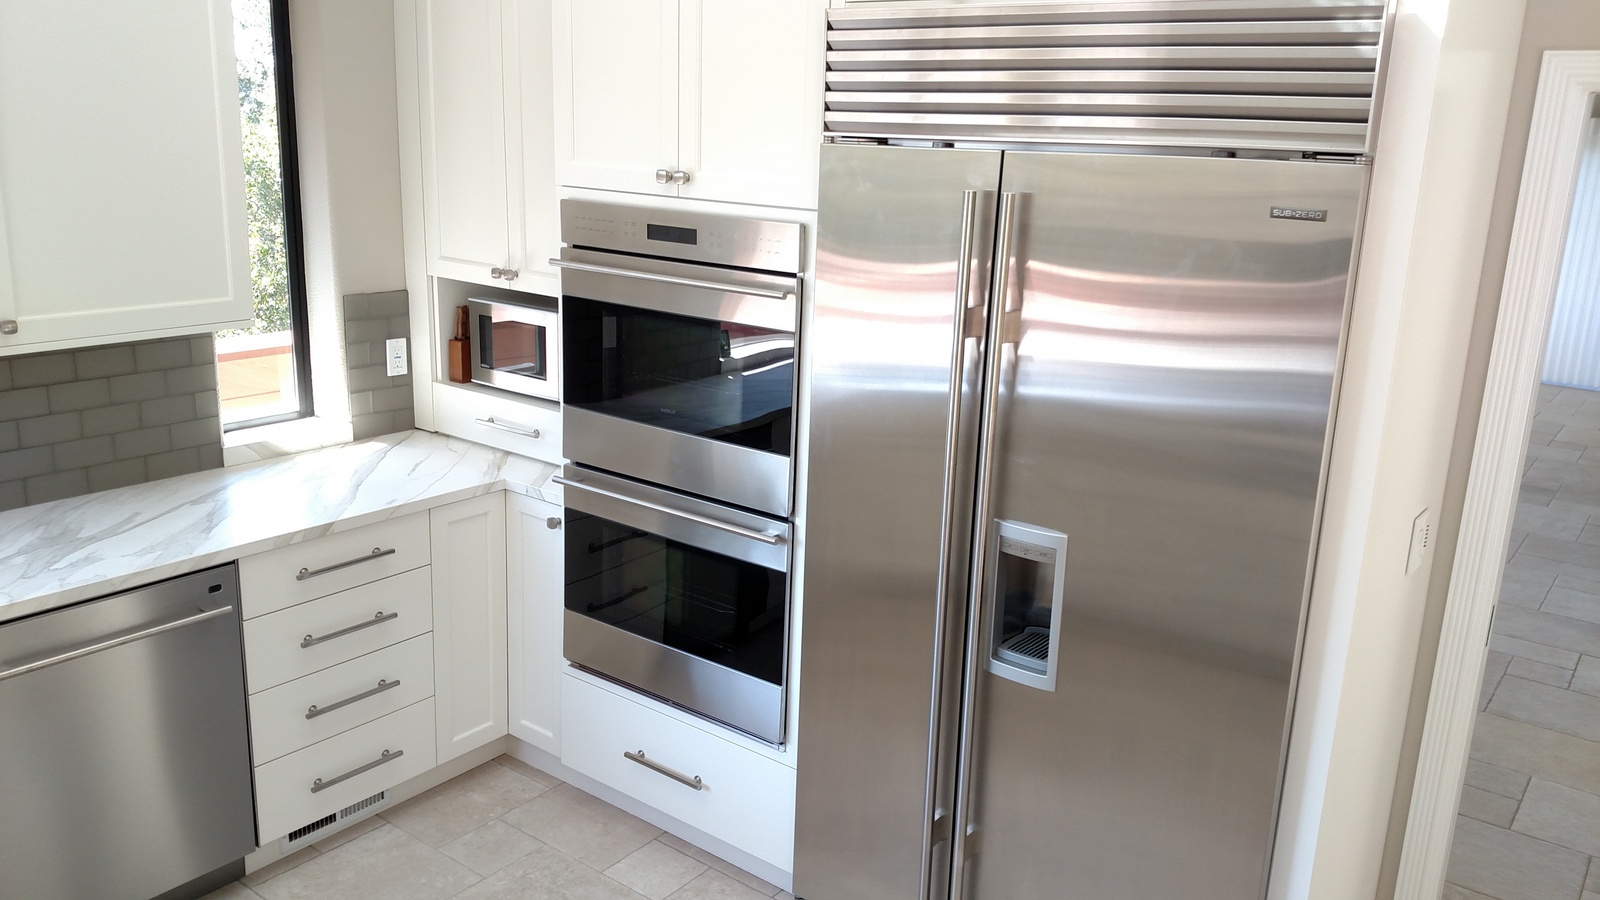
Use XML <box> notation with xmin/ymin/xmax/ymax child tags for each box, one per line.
<box><xmin>956</xmin><ymin>152</ymin><xmax>1365</xmax><ymax>900</ymax></box>
<box><xmin>794</xmin><ymin>143</ymin><xmax>1000</xmax><ymax>900</ymax></box>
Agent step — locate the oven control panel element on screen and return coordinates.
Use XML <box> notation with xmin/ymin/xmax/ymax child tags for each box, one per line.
<box><xmin>560</xmin><ymin>199</ymin><xmax>804</xmax><ymax>275</ymax></box>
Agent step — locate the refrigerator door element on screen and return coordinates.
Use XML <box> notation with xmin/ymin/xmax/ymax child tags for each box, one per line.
<box><xmin>955</xmin><ymin>152</ymin><xmax>1365</xmax><ymax>899</ymax></box>
<box><xmin>795</xmin><ymin>143</ymin><xmax>1001</xmax><ymax>900</ymax></box>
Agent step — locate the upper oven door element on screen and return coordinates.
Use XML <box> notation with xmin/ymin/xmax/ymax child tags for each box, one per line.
<box><xmin>558</xmin><ymin>248</ymin><xmax>801</xmax><ymax>517</ymax></box>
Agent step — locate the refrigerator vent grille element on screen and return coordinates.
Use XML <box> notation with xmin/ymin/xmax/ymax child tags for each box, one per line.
<box><xmin>995</xmin><ymin>626</ymin><xmax>1051</xmax><ymax>672</ymax></box>
<box><xmin>824</xmin><ymin>0</ymin><xmax>1388</xmax><ymax>154</ymax></box>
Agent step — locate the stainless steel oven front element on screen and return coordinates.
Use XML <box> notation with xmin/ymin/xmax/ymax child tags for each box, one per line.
<box><xmin>555</xmin><ymin>200</ymin><xmax>803</xmax><ymax>517</ymax></box>
<box><xmin>556</xmin><ymin>465</ymin><xmax>790</xmax><ymax>744</ymax></box>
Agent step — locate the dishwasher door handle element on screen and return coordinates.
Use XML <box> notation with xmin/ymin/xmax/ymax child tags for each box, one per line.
<box><xmin>0</xmin><ymin>606</ymin><xmax>233</xmax><ymax>683</ymax></box>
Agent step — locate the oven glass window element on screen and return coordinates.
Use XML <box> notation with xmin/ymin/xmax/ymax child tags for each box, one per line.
<box><xmin>565</xmin><ymin>510</ymin><xmax>786</xmax><ymax>685</ymax></box>
<box><xmin>564</xmin><ymin>297</ymin><xmax>794</xmax><ymax>456</ymax></box>
<box><xmin>480</xmin><ymin>316</ymin><xmax>548</xmax><ymax>381</ymax></box>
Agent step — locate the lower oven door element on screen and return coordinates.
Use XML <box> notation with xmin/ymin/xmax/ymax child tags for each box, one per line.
<box><xmin>557</xmin><ymin>467</ymin><xmax>790</xmax><ymax>744</ymax></box>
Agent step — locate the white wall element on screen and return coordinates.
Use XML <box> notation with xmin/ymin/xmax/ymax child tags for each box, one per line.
<box><xmin>1268</xmin><ymin>2</ymin><xmax>1530</xmax><ymax>897</ymax></box>
<box><xmin>290</xmin><ymin>0</ymin><xmax>407</xmax><ymax>426</ymax></box>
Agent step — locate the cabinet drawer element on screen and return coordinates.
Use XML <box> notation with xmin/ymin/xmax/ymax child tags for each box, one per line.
<box><xmin>248</xmin><ymin>634</ymin><xmax>436</xmax><ymax>765</ymax></box>
<box><xmin>240</xmin><ymin>514</ymin><xmax>431</xmax><ymax>619</ymax></box>
<box><xmin>431</xmin><ymin>381</ymin><xmax>561</xmax><ymax>465</ymax></box>
<box><xmin>244</xmin><ymin>568</ymin><xmax>433</xmax><ymax>692</ymax></box>
<box><xmin>560</xmin><ymin>676</ymin><xmax>795</xmax><ymax>872</ymax></box>
<box><xmin>255</xmin><ymin>699</ymin><xmax>436</xmax><ymax>842</ymax></box>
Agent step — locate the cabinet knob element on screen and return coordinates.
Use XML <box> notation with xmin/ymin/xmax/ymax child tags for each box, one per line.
<box><xmin>670</xmin><ymin>170</ymin><xmax>691</xmax><ymax>186</ymax></box>
<box><xmin>655</xmin><ymin>168</ymin><xmax>672</xmax><ymax>184</ymax></box>
<box><xmin>490</xmin><ymin>267</ymin><xmax>504</xmax><ymax>280</ymax></box>
<box><xmin>0</xmin><ymin>320</ymin><xmax>15</xmax><ymax>336</ymax></box>
<box><xmin>546</xmin><ymin>517</ymin><xmax>562</xmax><ymax>530</ymax></box>
<box><xmin>501</xmin><ymin>268</ymin><xmax>518</xmax><ymax>281</ymax></box>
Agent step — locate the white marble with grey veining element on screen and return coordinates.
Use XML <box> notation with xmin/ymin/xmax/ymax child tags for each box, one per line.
<box><xmin>0</xmin><ymin>430</ymin><xmax>560</xmax><ymax>623</ymax></box>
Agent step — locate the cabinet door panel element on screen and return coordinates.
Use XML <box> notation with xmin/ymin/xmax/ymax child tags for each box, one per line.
<box><xmin>553</xmin><ymin>0</ymin><xmax>677</xmax><ymax>196</ymax></box>
<box><xmin>679</xmin><ymin>0</ymin><xmax>825</xmax><ymax>209</ymax></box>
<box><xmin>431</xmin><ymin>493</ymin><xmax>509</xmax><ymax>762</ymax></box>
<box><xmin>418</xmin><ymin>0</ymin><xmax>514</xmax><ymax>286</ymax></box>
<box><xmin>512</xmin><ymin>0</ymin><xmax>561</xmax><ymax>296</ymax></box>
<box><xmin>0</xmin><ymin>0</ymin><xmax>250</xmax><ymax>355</ymax></box>
<box><xmin>507</xmin><ymin>492</ymin><xmax>564</xmax><ymax>754</ymax></box>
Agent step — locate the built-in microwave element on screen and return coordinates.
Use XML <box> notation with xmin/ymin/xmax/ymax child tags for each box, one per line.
<box><xmin>468</xmin><ymin>296</ymin><xmax>560</xmax><ymax>401</ymax></box>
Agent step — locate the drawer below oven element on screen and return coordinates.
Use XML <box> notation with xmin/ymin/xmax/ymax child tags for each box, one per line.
<box><xmin>560</xmin><ymin>675</ymin><xmax>795</xmax><ymax>873</ymax></box>
<box><xmin>248</xmin><ymin>634</ymin><xmax>435</xmax><ymax>765</ymax></box>
<box><xmin>255</xmin><ymin>698</ymin><xmax>436</xmax><ymax>843</ymax></box>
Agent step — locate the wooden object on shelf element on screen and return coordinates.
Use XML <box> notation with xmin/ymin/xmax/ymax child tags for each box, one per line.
<box><xmin>448</xmin><ymin>305</ymin><xmax>470</xmax><ymax>384</ymax></box>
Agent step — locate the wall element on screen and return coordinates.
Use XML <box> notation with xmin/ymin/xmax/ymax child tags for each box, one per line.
<box><xmin>0</xmin><ymin>336</ymin><xmax>222</xmax><ymax>511</ymax></box>
<box><xmin>1382</xmin><ymin>2</ymin><xmax>1600</xmax><ymax>894</ymax></box>
<box><xmin>345</xmin><ymin>289</ymin><xmax>414</xmax><ymax>439</ymax></box>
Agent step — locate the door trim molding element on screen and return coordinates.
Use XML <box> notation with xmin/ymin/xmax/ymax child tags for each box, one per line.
<box><xmin>1395</xmin><ymin>50</ymin><xmax>1600</xmax><ymax>899</ymax></box>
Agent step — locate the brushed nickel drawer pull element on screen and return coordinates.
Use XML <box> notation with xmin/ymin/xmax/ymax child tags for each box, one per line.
<box><xmin>475</xmin><ymin>416</ymin><xmax>541</xmax><ymax>439</ymax></box>
<box><xmin>624</xmin><ymin>750</ymin><xmax>705</xmax><ymax>791</ymax></box>
<box><xmin>306</xmin><ymin>679</ymin><xmax>402</xmax><ymax>719</ymax></box>
<box><xmin>296</xmin><ymin>547</ymin><xmax>396</xmax><ymax>581</ymax></box>
<box><xmin>301</xmin><ymin>611</ymin><xmax>398</xmax><ymax>649</ymax></box>
<box><xmin>311</xmin><ymin>748</ymin><xmax>403</xmax><ymax>794</ymax></box>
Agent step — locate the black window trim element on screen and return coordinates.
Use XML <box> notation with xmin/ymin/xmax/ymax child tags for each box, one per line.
<box><xmin>225</xmin><ymin>0</ymin><xmax>313</xmax><ymax>433</ymax></box>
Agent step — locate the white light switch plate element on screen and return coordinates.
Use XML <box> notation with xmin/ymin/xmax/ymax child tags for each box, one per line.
<box><xmin>385</xmin><ymin>338</ymin><xmax>408</xmax><ymax>377</ymax></box>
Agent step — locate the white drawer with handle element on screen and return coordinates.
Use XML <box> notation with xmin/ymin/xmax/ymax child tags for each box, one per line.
<box><xmin>560</xmin><ymin>675</ymin><xmax>796</xmax><ymax>872</ymax></box>
<box><xmin>431</xmin><ymin>381</ymin><xmax>562</xmax><ymax>465</ymax></box>
<box><xmin>239</xmin><ymin>513</ymin><xmax>431</xmax><ymax>619</ymax></box>
<box><xmin>243</xmin><ymin>568</ymin><xmax>432</xmax><ymax>692</ymax></box>
<box><xmin>248</xmin><ymin>634</ymin><xmax>435</xmax><ymax>765</ymax></box>
<box><xmin>255</xmin><ymin>698</ymin><xmax>436</xmax><ymax>842</ymax></box>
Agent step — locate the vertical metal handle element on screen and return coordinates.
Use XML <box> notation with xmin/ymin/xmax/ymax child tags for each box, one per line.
<box><xmin>949</xmin><ymin>190</ymin><xmax>1023</xmax><ymax>900</ymax></box>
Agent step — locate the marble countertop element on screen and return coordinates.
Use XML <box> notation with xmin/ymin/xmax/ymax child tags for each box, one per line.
<box><xmin>0</xmin><ymin>430</ymin><xmax>560</xmax><ymax>623</ymax></box>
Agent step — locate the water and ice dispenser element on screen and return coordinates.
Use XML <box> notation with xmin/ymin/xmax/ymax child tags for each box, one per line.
<box><xmin>986</xmin><ymin>520</ymin><xmax>1067</xmax><ymax>691</ymax></box>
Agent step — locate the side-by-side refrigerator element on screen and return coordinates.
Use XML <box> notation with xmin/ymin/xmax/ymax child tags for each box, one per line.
<box><xmin>793</xmin><ymin>4</ymin><xmax>1386</xmax><ymax>898</ymax></box>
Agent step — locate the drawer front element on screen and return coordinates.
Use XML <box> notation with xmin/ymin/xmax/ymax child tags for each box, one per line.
<box><xmin>244</xmin><ymin>568</ymin><xmax>433</xmax><ymax>692</ymax></box>
<box><xmin>248</xmin><ymin>634</ymin><xmax>435</xmax><ymax>764</ymax></box>
<box><xmin>255</xmin><ymin>698</ymin><xmax>436</xmax><ymax>842</ymax></box>
<box><xmin>431</xmin><ymin>381</ymin><xmax>562</xmax><ymax>465</ymax></box>
<box><xmin>560</xmin><ymin>676</ymin><xmax>796</xmax><ymax>872</ymax></box>
<box><xmin>240</xmin><ymin>513</ymin><xmax>431</xmax><ymax>619</ymax></box>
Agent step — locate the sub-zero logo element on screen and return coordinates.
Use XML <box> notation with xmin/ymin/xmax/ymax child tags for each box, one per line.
<box><xmin>1270</xmin><ymin>207</ymin><xmax>1328</xmax><ymax>222</ymax></box>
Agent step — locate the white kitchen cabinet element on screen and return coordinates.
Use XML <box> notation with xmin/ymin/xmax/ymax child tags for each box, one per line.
<box><xmin>430</xmin><ymin>493</ymin><xmax>510</xmax><ymax>762</ymax></box>
<box><xmin>552</xmin><ymin>0</ymin><xmax>825</xmax><ymax>209</ymax></box>
<box><xmin>414</xmin><ymin>0</ymin><xmax>560</xmax><ymax>296</ymax></box>
<box><xmin>506</xmin><ymin>491</ymin><xmax>564</xmax><ymax>754</ymax></box>
<box><xmin>0</xmin><ymin>0</ymin><xmax>252</xmax><ymax>356</ymax></box>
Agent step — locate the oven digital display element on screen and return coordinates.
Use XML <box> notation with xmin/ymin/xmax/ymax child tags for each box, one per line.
<box><xmin>646</xmin><ymin>223</ymin><xmax>697</xmax><ymax>246</ymax></box>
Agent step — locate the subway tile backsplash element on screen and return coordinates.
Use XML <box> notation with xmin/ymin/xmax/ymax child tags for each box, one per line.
<box><xmin>0</xmin><ymin>335</ymin><xmax>222</xmax><ymax>512</ymax></box>
<box><xmin>345</xmin><ymin>289</ymin><xmax>414</xmax><ymax>441</ymax></box>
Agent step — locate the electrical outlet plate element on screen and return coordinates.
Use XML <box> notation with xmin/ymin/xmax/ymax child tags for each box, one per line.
<box><xmin>1406</xmin><ymin>508</ymin><xmax>1432</xmax><ymax>575</ymax></box>
<box><xmin>385</xmin><ymin>338</ymin><xmax>408</xmax><ymax>377</ymax></box>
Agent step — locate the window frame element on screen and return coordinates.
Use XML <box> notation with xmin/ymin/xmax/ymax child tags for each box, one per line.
<box><xmin>224</xmin><ymin>0</ymin><xmax>313</xmax><ymax>433</ymax></box>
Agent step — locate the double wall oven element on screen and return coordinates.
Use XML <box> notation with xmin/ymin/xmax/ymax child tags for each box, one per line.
<box><xmin>552</xmin><ymin>200</ymin><xmax>803</xmax><ymax>744</ymax></box>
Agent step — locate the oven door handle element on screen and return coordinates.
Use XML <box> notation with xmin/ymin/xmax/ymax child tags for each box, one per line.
<box><xmin>554</xmin><ymin>476</ymin><xmax>785</xmax><ymax>545</ymax></box>
<box><xmin>548</xmin><ymin>258</ymin><xmax>795</xmax><ymax>304</ymax></box>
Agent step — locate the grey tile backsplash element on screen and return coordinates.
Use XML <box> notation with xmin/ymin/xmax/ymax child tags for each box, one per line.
<box><xmin>0</xmin><ymin>335</ymin><xmax>222</xmax><ymax>512</ymax></box>
<box><xmin>345</xmin><ymin>289</ymin><xmax>414</xmax><ymax>441</ymax></box>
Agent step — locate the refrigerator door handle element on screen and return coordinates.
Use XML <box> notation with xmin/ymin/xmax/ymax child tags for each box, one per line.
<box><xmin>949</xmin><ymin>190</ymin><xmax>1023</xmax><ymax>900</ymax></box>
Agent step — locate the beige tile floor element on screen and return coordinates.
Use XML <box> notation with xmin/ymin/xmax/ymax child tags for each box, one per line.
<box><xmin>203</xmin><ymin>755</ymin><xmax>794</xmax><ymax>900</ymax></box>
<box><xmin>1445</xmin><ymin>385</ymin><xmax>1600</xmax><ymax>900</ymax></box>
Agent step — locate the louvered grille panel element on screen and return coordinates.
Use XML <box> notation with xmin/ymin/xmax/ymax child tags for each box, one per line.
<box><xmin>824</xmin><ymin>0</ymin><xmax>1389</xmax><ymax>153</ymax></box>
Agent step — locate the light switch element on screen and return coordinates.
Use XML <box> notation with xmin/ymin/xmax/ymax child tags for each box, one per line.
<box><xmin>386</xmin><ymin>338</ymin><xmax>408</xmax><ymax>377</ymax></box>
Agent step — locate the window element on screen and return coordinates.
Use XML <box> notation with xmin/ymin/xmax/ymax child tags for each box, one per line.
<box><xmin>218</xmin><ymin>0</ymin><xmax>312</xmax><ymax>430</ymax></box>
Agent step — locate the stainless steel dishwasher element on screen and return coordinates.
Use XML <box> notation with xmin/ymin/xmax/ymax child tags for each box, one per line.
<box><xmin>0</xmin><ymin>563</ymin><xmax>255</xmax><ymax>900</ymax></box>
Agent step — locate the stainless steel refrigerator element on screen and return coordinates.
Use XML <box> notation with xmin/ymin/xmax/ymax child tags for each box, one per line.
<box><xmin>794</xmin><ymin>142</ymin><xmax>1367</xmax><ymax>898</ymax></box>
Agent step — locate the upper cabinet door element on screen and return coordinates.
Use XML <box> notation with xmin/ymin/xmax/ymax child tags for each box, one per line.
<box><xmin>511</xmin><ymin>0</ymin><xmax>560</xmax><ymax>297</ymax></box>
<box><xmin>0</xmin><ymin>0</ymin><xmax>251</xmax><ymax>356</ymax></box>
<box><xmin>417</xmin><ymin>0</ymin><xmax>516</xmax><ymax>287</ymax></box>
<box><xmin>552</xmin><ymin>0</ymin><xmax>678</xmax><ymax>197</ymax></box>
<box><xmin>679</xmin><ymin>0</ymin><xmax>825</xmax><ymax>209</ymax></box>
